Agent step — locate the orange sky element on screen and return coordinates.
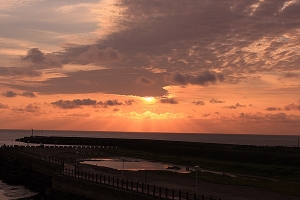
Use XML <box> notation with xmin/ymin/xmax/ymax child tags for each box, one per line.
<box><xmin>0</xmin><ymin>0</ymin><xmax>299</xmax><ymax>134</ymax></box>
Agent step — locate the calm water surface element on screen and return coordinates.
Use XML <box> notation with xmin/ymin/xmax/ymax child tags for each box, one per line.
<box><xmin>0</xmin><ymin>181</ymin><xmax>36</xmax><ymax>200</ymax></box>
<box><xmin>81</xmin><ymin>157</ymin><xmax>189</xmax><ymax>173</ymax></box>
<box><xmin>1</xmin><ymin>129</ymin><xmax>299</xmax><ymax>146</ymax></box>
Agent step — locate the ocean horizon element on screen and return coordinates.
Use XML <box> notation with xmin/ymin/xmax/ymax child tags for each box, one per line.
<box><xmin>1</xmin><ymin>129</ymin><xmax>299</xmax><ymax>147</ymax></box>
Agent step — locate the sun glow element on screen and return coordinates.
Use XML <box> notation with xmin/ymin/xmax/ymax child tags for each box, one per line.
<box><xmin>143</xmin><ymin>96</ymin><xmax>155</xmax><ymax>103</ymax></box>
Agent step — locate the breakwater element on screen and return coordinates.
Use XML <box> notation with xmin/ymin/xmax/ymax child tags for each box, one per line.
<box><xmin>18</xmin><ymin>136</ymin><xmax>300</xmax><ymax>167</ymax></box>
<box><xmin>0</xmin><ymin>145</ymin><xmax>220</xmax><ymax>200</ymax></box>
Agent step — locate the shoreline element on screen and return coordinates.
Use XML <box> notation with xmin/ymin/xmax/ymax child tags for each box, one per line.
<box><xmin>1</xmin><ymin>136</ymin><xmax>300</xmax><ymax>199</ymax></box>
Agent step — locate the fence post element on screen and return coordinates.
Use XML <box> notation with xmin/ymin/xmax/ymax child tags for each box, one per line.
<box><xmin>159</xmin><ymin>187</ymin><xmax>161</xmax><ymax>198</ymax></box>
<box><xmin>153</xmin><ymin>186</ymin><xmax>155</xmax><ymax>196</ymax></box>
<box><xmin>179</xmin><ymin>190</ymin><xmax>181</xmax><ymax>200</ymax></box>
<box><xmin>131</xmin><ymin>181</ymin><xmax>133</xmax><ymax>190</ymax></box>
<box><xmin>210</xmin><ymin>197</ymin><xmax>212</xmax><ymax>200</ymax></box>
<box><xmin>126</xmin><ymin>180</ymin><xmax>129</xmax><ymax>190</ymax></box>
<box><xmin>122</xmin><ymin>179</ymin><xmax>124</xmax><ymax>189</ymax></box>
<box><xmin>166</xmin><ymin>188</ymin><xmax>168</xmax><ymax>199</ymax></box>
<box><xmin>117</xmin><ymin>178</ymin><xmax>119</xmax><ymax>188</ymax></box>
<box><xmin>113</xmin><ymin>177</ymin><xmax>115</xmax><ymax>187</ymax></box>
<box><xmin>172</xmin><ymin>189</ymin><xmax>175</xmax><ymax>200</ymax></box>
<box><xmin>104</xmin><ymin>175</ymin><xmax>106</xmax><ymax>185</ymax></box>
<box><xmin>136</xmin><ymin>182</ymin><xmax>139</xmax><ymax>192</ymax></box>
<box><xmin>100</xmin><ymin>175</ymin><xmax>102</xmax><ymax>184</ymax></box>
<box><xmin>186</xmin><ymin>192</ymin><xmax>189</xmax><ymax>200</ymax></box>
<box><xmin>202</xmin><ymin>195</ymin><xmax>204</xmax><ymax>200</ymax></box>
<box><xmin>85</xmin><ymin>172</ymin><xmax>86</xmax><ymax>180</ymax></box>
<box><xmin>194</xmin><ymin>193</ymin><xmax>196</xmax><ymax>200</ymax></box>
<box><xmin>108</xmin><ymin>176</ymin><xmax>110</xmax><ymax>185</ymax></box>
<box><xmin>147</xmin><ymin>184</ymin><xmax>150</xmax><ymax>195</ymax></box>
<box><xmin>142</xmin><ymin>183</ymin><xmax>144</xmax><ymax>193</ymax></box>
<box><xmin>96</xmin><ymin>174</ymin><xmax>98</xmax><ymax>183</ymax></box>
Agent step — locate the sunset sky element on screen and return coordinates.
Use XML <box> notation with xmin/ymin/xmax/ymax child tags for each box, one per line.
<box><xmin>0</xmin><ymin>0</ymin><xmax>299</xmax><ymax>134</ymax></box>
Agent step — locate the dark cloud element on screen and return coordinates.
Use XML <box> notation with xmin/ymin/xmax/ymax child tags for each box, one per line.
<box><xmin>160</xmin><ymin>98</ymin><xmax>178</xmax><ymax>104</ymax></box>
<box><xmin>21</xmin><ymin>48</ymin><xmax>61</xmax><ymax>68</ymax></box>
<box><xmin>125</xmin><ymin>99</ymin><xmax>135</xmax><ymax>105</ymax></box>
<box><xmin>51</xmin><ymin>98</ymin><xmax>129</xmax><ymax>109</ymax></box>
<box><xmin>77</xmin><ymin>46</ymin><xmax>122</xmax><ymax>64</ymax></box>
<box><xmin>8</xmin><ymin>68</ymin><xmax>168</xmax><ymax>97</ymax></box>
<box><xmin>113</xmin><ymin>108</ymin><xmax>121</xmax><ymax>112</ymax></box>
<box><xmin>0</xmin><ymin>103</ymin><xmax>9</xmax><ymax>109</ymax></box>
<box><xmin>223</xmin><ymin>103</ymin><xmax>246</xmax><ymax>109</ymax></box>
<box><xmin>2</xmin><ymin>91</ymin><xmax>17</xmax><ymax>98</ymax></box>
<box><xmin>266</xmin><ymin>107</ymin><xmax>282</xmax><ymax>111</ymax></box>
<box><xmin>12</xmin><ymin>104</ymin><xmax>40</xmax><ymax>113</ymax></box>
<box><xmin>5</xmin><ymin>0</ymin><xmax>300</xmax><ymax>99</ymax></box>
<box><xmin>192</xmin><ymin>101</ymin><xmax>205</xmax><ymax>106</ymax></box>
<box><xmin>0</xmin><ymin>67</ymin><xmax>41</xmax><ymax>77</ymax></box>
<box><xmin>98</xmin><ymin>100</ymin><xmax>123</xmax><ymax>108</ymax></box>
<box><xmin>167</xmin><ymin>71</ymin><xmax>224</xmax><ymax>86</ymax></box>
<box><xmin>239</xmin><ymin>112</ymin><xmax>300</xmax><ymax>124</ymax></box>
<box><xmin>136</xmin><ymin>76</ymin><xmax>156</xmax><ymax>86</ymax></box>
<box><xmin>284</xmin><ymin>103</ymin><xmax>300</xmax><ymax>111</ymax></box>
<box><xmin>20</xmin><ymin>91</ymin><xmax>36</xmax><ymax>98</ymax></box>
<box><xmin>283</xmin><ymin>72</ymin><xmax>299</xmax><ymax>79</ymax></box>
<box><xmin>202</xmin><ymin>114</ymin><xmax>210</xmax><ymax>117</ymax></box>
<box><xmin>265</xmin><ymin>113</ymin><xmax>287</xmax><ymax>120</ymax></box>
<box><xmin>51</xmin><ymin>99</ymin><xmax>97</xmax><ymax>109</ymax></box>
<box><xmin>210</xmin><ymin>98</ymin><xmax>225</xmax><ymax>104</ymax></box>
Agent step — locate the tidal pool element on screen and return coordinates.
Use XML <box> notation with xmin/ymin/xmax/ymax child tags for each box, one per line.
<box><xmin>80</xmin><ymin>157</ymin><xmax>190</xmax><ymax>173</ymax></box>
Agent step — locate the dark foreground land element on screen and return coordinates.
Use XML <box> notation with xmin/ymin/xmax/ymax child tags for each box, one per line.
<box><xmin>5</xmin><ymin>136</ymin><xmax>300</xmax><ymax>199</ymax></box>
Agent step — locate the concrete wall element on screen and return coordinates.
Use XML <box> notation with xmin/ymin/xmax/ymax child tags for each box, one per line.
<box><xmin>52</xmin><ymin>175</ymin><xmax>157</xmax><ymax>200</ymax></box>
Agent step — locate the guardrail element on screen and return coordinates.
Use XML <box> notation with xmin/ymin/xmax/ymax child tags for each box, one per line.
<box><xmin>62</xmin><ymin>168</ymin><xmax>221</xmax><ymax>200</ymax></box>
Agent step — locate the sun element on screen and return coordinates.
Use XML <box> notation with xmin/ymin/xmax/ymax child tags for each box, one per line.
<box><xmin>143</xmin><ymin>96</ymin><xmax>155</xmax><ymax>103</ymax></box>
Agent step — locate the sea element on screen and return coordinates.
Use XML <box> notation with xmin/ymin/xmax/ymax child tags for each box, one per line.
<box><xmin>0</xmin><ymin>129</ymin><xmax>299</xmax><ymax>147</ymax></box>
<box><xmin>0</xmin><ymin>129</ymin><xmax>300</xmax><ymax>199</ymax></box>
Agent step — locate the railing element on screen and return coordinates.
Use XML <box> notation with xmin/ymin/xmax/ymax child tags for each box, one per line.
<box><xmin>62</xmin><ymin>168</ymin><xmax>220</xmax><ymax>200</ymax></box>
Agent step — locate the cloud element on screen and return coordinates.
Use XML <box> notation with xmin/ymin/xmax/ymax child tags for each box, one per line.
<box><xmin>125</xmin><ymin>99</ymin><xmax>135</xmax><ymax>105</ymax></box>
<box><xmin>283</xmin><ymin>72</ymin><xmax>299</xmax><ymax>79</ymax></box>
<box><xmin>77</xmin><ymin>46</ymin><xmax>122</xmax><ymax>64</ymax></box>
<box><xmin>12</xmin><ymin>103</ymin><xmax>40</xmax><ymax>113</ymax></box>
<box><xmin>8</xmin><ymin>68</ymin><xmax>168</xmax><ymax>97</ymax></box>
<box><xmin>21</xmin><ymin>48</ymin><xmax>61</xmax><ymax>68</ymax></box>
<box><xmin>0</xmin><ymin>67</ymin><xmax>41</xmax><ymax>77</ymax></box>
<box><xmin>210</xmin><ymin>98</ymin><xmax>225</xmax><ymax>104</ymax></box>
<box><xmin>20</xmin><ymin>91</ymin><xmax>36</xmax><ymax>98</ymax></box>
<box><xmin>113</xmin><ymin>108</ymin><xmax>121</xmax><ymax>112</ymax></box>
<box><xmin>51</xmin><ymin>99</ymin><xmax>97</xmax><ymax>109</ymax></box>
<box><xmin>0</xmin><ymin>103</ymin><xmax>9</xmax><ymax>109</ymax></box>
<box><xmin>2</xmin><ymin>91</ymin><xmax>17</xmax><ymax>97</ymax></box>
<box><xmin>284</xmin><ymin>103</ymin><xmax>300</xmax><ymax>111</ymax></box>
<box><xmin>160</xmin><ymin>98</ymin><xmax>178</xmax><ymax>104</ymax></box>
<box><xmin>223</xmin><ymin>103</ymin><xmax>247</xmax><ymax>109</ymax></box>
<box><xmin>167</xmin><ymin>71</ymin><xmax>224</xmax><ymax>86</ymax></box>
<box><xmin>266</xmin><ymin>107</ymin><xmax>282</xmax><ymax>111</ymax></box>
<box><xmin>136</xmin><ymin>76</ymin><xmax>156</xmax><ymax>86</ymax></box>
<box><xmin>202</xmin><ymin>114</ymin><xmax>210</xmax><ymax>117</ymax></box>
<box><xmin>192</xmin><ymin>101</ymin><xmax>205</xmax><ymax>106</ymax></box>
<box><xmin>98</xmin><ymin>99</ymin><xmax>123</xmax><ymax>108</ymax></box>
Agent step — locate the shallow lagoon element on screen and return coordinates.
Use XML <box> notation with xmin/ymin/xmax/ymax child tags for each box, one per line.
<box><xmin>81</xmin><ymin>157</ymin><xmax>190</xmax><ymax>173</ymax></box>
